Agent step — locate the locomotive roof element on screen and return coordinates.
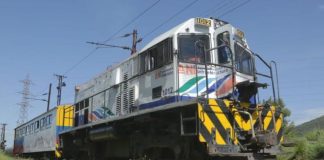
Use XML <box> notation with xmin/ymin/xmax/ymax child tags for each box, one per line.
<box><xmin>75</xmin><ymin>18</ymin><xmax>196</xmax><ymax>89</ymax></box>
<box><xmin>140</xmin><ymin>18</ymin><xmax>193</xmax><ymax>52</ymax></box>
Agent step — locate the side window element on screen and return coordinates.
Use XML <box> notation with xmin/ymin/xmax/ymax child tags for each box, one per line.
<box><xmin>150</xmin><ymin>48</ymin><xmax>157</xmax><ymax>69</ymax></box>
<box><xmin>40</xmin><ymin>118</ymin><xmax>44</xmax><ymax>129</ymax></box>
<box><xmin>85</xmin><ymin>98</ymin><xmax>89</xmax><ymax>108</ymax></box>
<box><xmin>36</xmin><ymin>121</ymin><xmax>40</xmax><ymax>129</ymax></box>
<box><xmin>76</xmin><ymin>103</ymin><xmax>80</xmax><ymax>112</ymax></box>
<box><xmin>48</xmin><ymin>114</ymin><xmax>52</xmax><ymax>125</ymax></box>
<box><xmin>145</xmin><ymin>52</ymin><xmax>151</xmax><ymax>71</ymax></box>
<box><xmin>80</xmin><ymin>101</ymin><xmax>84</xmax><ymax>110</ymax></box>
<box><xmin>139</xmin><ymin>52</ymin><xmax>146</xmax><ymax>74</ymax></box>
<box><xmin>75</xmin><ymin>112</ymin><xmax>79</xmax><ymax>127</ymax></box>
<box><xmin>149</xmin><ymin>47</ymin><xmax>163</xmax><ymax>69</ymax></box>
<box><xmin>132</xmin><ymin>56</ymin><xmax>139</xmax><ymax>76</ymax></box>
<box><xmin>152</xmin><ymin>86</ymin><xmax>162</xmax><ymax>99</ymax></box>
<box><xmin>217</xmin><ymin>31</ymin><xmax>231</xmax><ymax>64</ymax></box>
<box><xmin>139</xmin><ymin>38</ymin><xmax>173</xmax><ymax>74</ymax></box>
<box><xmin>163</xmin><ymin>38</ymin><xmax>173</xmax><ymax>64</ymax></box>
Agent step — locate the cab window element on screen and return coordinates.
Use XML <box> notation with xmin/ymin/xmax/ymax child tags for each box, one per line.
<box><xmin>217</xmin><ymin>31</ymin><xmax>232</xmax><ymax>64</ymax></box>
<box><xmin>178</xmin><ymin>34</ymin><xmax>210</xmax><ymax>63</ymax></box>
<box><xmin>234</xmin><ymin>43</ymin><xmax>254</xmax><ymax>75</ymax></box>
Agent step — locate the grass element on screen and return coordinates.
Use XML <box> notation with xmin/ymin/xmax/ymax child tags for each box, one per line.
<box><xmin>0</xmin><ymin>151</ymin><xmax>30</xmax><ymax>160</ymax></box>
<box><xmin>0</xmin><ymin>150</ymin><xmax>15</xmax><ymax>160</ymax></box>
<box><xmin>278</xmin><ymin>129</ymin><xmax>324</xmax><ymax>160</ymax></box>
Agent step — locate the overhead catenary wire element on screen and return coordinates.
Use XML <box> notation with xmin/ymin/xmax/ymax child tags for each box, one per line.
<box><xmin>62</xmin><ymin>0</ymin><xmax>161</xmax><ymax>75</ymax></box>
<box><xmin>103</xmin><ymin>0</ymin><xmax>161</xmax><ymax>43</ymax></box>
<box><xmin>63</xmin><ymin>48</ymin><xmax>98</xmax><ymax>76</ymax></box>
<box><xmin>34</xmin><ymin>1</ymin><xmax>161</xmax><ymax>96</ymax></box>
<box><xmin>218</xmin><ymin>0</ymin><xmax>252</xmax><ymax>18</ymax></box>
<box><xmin>202</xmin><ymin>0</ymin><xmax>236</xmax><ymax>17</ymax></box>
<box><xmin>142</xmin><ymin>0</ymin><xmax>200</xmax><ymax>39</ymax></box>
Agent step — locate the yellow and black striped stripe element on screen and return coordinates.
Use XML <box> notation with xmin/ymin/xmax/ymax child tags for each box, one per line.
<box><xmin>198</xmin><ymin>99</ymin><xmax>284</xmax><ymax>145</ymax></box>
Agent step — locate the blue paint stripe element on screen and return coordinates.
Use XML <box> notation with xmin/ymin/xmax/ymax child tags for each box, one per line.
<box><xmin>139</xmin><ymin>96</ymin><xmax>177</xmax><ymax>110</ymax></box>
<box><xmin>92</xmin><ymin>110</ymin><xmax>104</xmax><ymax>119</ymax></box>
<box><xmin>56</xmin><ymin>126</ymin><xmax>72</xmax><ymax>135</ymax></box>
<box><xmin>186</xmin><ymin>74</ymin><xmax>230</xmax><ymax>94</ymax></box>
<box><xmin>206</xmin><ymin>74</ymin><xmax>231</xmax><ymax>94</ymax></box>
<box><xmin>139</xmin><ymin>96</ymin><xmax>195</xmax><ymax>110</ymax></box>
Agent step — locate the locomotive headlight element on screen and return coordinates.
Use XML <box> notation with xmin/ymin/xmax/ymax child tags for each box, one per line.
<box><xmin>235</xmin><ymin>28</ymin><xmax>245</xmax><ymax>40</ymax></box>
<box><xmin>234</xmin><ymin>28</ymin><xmax>246</xmax><ymax>45</ymax></box>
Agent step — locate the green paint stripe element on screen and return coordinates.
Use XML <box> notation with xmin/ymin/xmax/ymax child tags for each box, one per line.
<box><xmin>178</xmin><ymin>76</ymin><xmax>204</xmax><ymax>93</ymax></box>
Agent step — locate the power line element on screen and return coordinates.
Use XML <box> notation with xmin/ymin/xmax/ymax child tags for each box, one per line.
<box><xmin>62</xmin><ymin>1</ymin><xmax>160</xmax><ymax>76</ymax></box>
<box><xmin>202</xmin><ymin>0</ymin><xmax>235</xmax><ymax>17</ymax></box>
<box><xmin>143</xmin><ymin>0</ymin><xmax>199</xmax><ymax>39</ymax></box>
<box><xmin>63</xmin><ymin>48</ymin><xmax>98</xmax><ymax>75</ymax></box>
<box><xmin>103</xmin><ymin>0</ymin><xmax>161</xmax><ymax>43</ymax></box>
<box><xmin>218</xmin><ymin>0</ymin><xmax>252</xmax><ymax>18</ymax></box>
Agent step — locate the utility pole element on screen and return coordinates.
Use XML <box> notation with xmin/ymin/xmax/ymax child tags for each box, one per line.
<box><xmin>131</xmin><ymin>29</ymin><xmax>142</xmax><ymax>55</ymax></box>
<box><xmin>0</xmin><ymin>123</ymin><xmax>7</xmax><ymax>151</ymax></box>
<box><xmin>17</xmin><ymin>75</ymin><xmax>32</xmax><ymax>125</ymax></box>
<box><xmin>47</xmin><ymin>83</ymin><xmax>52</xmax><ymax>111</ymax></box>
<box><xmin>54</xmin><ymin>74</ymin><xmax>66</xmax><ymax>106</ymax></box>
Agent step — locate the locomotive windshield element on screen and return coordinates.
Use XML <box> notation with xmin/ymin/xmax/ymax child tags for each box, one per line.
<box><xmin>178</xmin><ymin>34</ymin><xmax>210</xmax><ymax>63</ymax></box>
<box><xmin>234</xmin><ymin>42</ymin><xmax>254</xmax><ymax>75</ymax></box>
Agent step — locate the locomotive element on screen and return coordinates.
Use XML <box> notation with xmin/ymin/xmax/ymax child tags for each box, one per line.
<box><xmin>15</xmin><ymin>17</ymin><xmax>284</xmax><ymax>160</ymax></box>
<box><xmin>59</xmin><ymin>17</ymin><xmax>283</xmax><ymax>160</ymax></box>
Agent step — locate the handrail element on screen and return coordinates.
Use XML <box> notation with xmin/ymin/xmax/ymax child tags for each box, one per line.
<box><xmin>237</xmin><ymin>111</ymin><xmax>256</xmax><ymax>138</ymax></box>
<box><xmin>197</xmin><ymin>43</ymin><xmax>236</xmax><ymax>101</ymax></box>
<box><xmin>252</xmin><ymin>51</ymin><xmax>277</xmax><ymax>104</ymax></box>
<box><xmin>270</xmin><ymin>61</ymin><xmax>280</xmax><ymax>103</ymax></box>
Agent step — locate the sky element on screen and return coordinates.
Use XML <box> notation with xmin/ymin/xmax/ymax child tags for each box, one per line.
<box><xmin>0</xmin><ymin>0</ymin><xmax>324</xmax><ymax>148</ymax></box>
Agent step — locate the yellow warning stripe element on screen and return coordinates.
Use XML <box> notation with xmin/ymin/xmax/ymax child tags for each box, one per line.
<box><xmin>275</xmin><ymin>114</ymin><xmax>283</xmax><ymax>133</ymax></box>
<box><xmin>263</xmin><ymin>108</ymin><xmax>273</xmax><ymax>130</ymax></box>
<box><xmin>209</xmin><ymin>99</ymin><xmax>240</xmax><ymax>144</ymax></box>
<box><xmin>198</xmin><ymin>103</ymin><xmax>226</xmax><ymax>145</ymax></box>
<box><xmin>198</xmin><ymin>99</ymin><xmax>285</xmax><ymax>146</ymax></box>
<box><xmin>55</xmin><ymin>143</ymin><xmax>61</xmax><ymax>158</ymax></box>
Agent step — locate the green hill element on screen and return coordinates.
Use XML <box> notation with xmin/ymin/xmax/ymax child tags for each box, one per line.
<box><xmin>278</xmin><ymin>115</ymin><xmax>324</xmax><ymax>160</ymax></box>
<box><xmin>294</xmin><ymin>115</ymin><xmax>324</xmax><ymax>135</ymax></box>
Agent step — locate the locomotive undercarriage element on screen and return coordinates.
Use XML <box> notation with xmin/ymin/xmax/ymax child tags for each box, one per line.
<box><xmin>59</xmin><ymin>100</ymin><xmax>281</xmax><ymax>160</ymax></box>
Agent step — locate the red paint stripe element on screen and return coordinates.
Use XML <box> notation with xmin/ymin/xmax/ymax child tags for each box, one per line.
<box><xmin>216</xmin><ymin>76</ymin><xmax>235</xmax><ymax>96</ymax></box>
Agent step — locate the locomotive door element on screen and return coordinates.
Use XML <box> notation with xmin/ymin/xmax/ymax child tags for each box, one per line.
<box><xmin>212</xmin><ymin>26</ymin><xmax>236</xmax><ymax>99</ymax></box>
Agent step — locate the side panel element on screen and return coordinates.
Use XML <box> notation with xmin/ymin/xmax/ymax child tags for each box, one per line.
<box><xmin>178</xmin><ymin>62</ymin><xmax>233</xmax><ymax>99</ymax></box>
<box><xmin>138</xmin><ymin>64</ymin><xmax>175</xmax><ymax>109</ymax></box>
<box><xmin>23</xmin><ymin>109</ymin><xmax>56</xmax><ymax>153</ymax></box>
